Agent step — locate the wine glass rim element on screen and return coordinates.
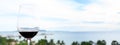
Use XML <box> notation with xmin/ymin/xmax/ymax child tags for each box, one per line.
<box><xmin>17</xmin><ymin>27</ymin><xmax>39</xmax><ymax>32</ymax></box>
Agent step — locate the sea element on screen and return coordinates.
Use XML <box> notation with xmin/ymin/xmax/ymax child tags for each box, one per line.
<box><xmin>0</xmin><ymin>31</ymin><xmax>120</xmax><ymax>45</ymax></box>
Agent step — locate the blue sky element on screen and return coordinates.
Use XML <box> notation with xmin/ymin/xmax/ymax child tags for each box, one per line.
<box><xmin>0</xmin><ymin>0</ymin><xmax>120</xmax><ymax>31</ymax></box>
<box><xmin>73</xmin><ymin>0</ymin><xmax>92</xmax><ymax>4</ymax></box>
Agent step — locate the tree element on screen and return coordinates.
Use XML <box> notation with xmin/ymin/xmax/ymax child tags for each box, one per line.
<box><xmin>81</xmin><ymin>41</ymin><xmax>87</xmax><ymax>45</ymax></box>
<box><xmin>61</xmin><ymin>40</ymin><xmax>65</xmax><ymax>45</ymax></box>
<box><xmin>48</xmin><ymin>39</ymin><xmax>55</xmax><ymax>45</ymax></box>
<box><xmin>72</xmin><ymin>41</ymin><xmax>79</xmax><ymax>45</ymax></box>
<box><xmin>97</xmin><ymin>40</ymin><xmax>102</xmax><ymax>45</ymax></box>
<box><xmin>81</xmin><ymin>41</ymin><xmax>92</xmax><ymax>45</ymax></box>
<box><xmin>96</xmin><ymin>40</ymin><xmax>106</xmax><ymax>45</ymax></box>
<box><xmin>102</xmin><ymin>40</ymin><xmax>106</xmax><ymax>45</ymax></box>
<box><xmin>7</xmin><ymin>39</ymin><xmax>16</xmax><ymax>45</ymax></box>
<box><xmin>18</xmin><ymin>40</ymin><xmax>27</xmax><ymax>45</ymax></box>
<box><xmin>72</xmin><ymin>41</ymin><xmax>76</xmax><ymax>45</ymax></box>
<box><xmin>36</xmin><ymin>39</ymin><xmax>48</xmax><ymax>45</ymax></box>
<box><xmin>89</xmin><ymin>40</ymin><xmax>94</xmax><ymax>45</ymax></box>
<box><xmin>56</xmin><ymin>40</ymin><xmax>60</xmax><ymax>45</ymax></box>
<box><xmin>0</xmin><ymin>36</ymin><xmax>7</xmax><ymax>45</ymax></box>
<box><xmin>111</xmin><ymin>40</ymin><xmax>119</xmax><ymax>45</ymax></box>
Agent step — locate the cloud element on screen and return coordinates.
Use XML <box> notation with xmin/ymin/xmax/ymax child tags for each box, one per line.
<box><xmin>0</xmin><ymin>0</ymin><xmax>120</xmax><ymax>31</ymax></box>
<box><xmin>0</xmin><ymin>0</ymin><xmax>19</xmax><ymax>13</ymax></box>
<box><xmin>40</xmin><ymin>17</ymin><xmax>69</xmax><ymax>22</ymax></box>
<box><xmin>47</xmin><ymin>25</ymin><xmax>118</xmax><ymax>31</ymax></box>
<box><xmin>0</xmin><ymin>16</ymin><xmax>17</xmax><ymax>31</ymax></box>
<box><xmin>0</xmin><ymin>13</ymin><xmax>33</xmax><ymax>17</ymax></box>
<box><xmin>72</xmin><ymin>0</ymin><xmax>92</xmax><ymax>4</ymax></box>
<box><xmin>81</xmin><ymin>21</ymin><xmax>104</xmax><ymax>24</ymax></box>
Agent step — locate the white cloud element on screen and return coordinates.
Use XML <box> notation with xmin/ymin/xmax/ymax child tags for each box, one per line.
<box><xmin>0</xmin><ymin>0</ymin><xmax>19</xmax><ymax>13</ymax></box>
<box><xmin>0</xmin><ymin>16</ymin><xmax>17</xmax><ymax>31</ymax></box>
<box><xmin>0</xmin><ymin>0</ymin><xmax>120</xmax><ymax>31</ymax></box>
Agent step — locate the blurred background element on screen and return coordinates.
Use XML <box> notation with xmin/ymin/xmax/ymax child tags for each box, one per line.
<box><xmin>0</xmin><ymin>0</ymin><xmax>120</xmax><ymax>45</ymax></box>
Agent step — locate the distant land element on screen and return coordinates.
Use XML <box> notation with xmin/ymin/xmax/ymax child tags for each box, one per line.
<box><xmin>0</xmin><ymin>30</ymin><xmax>120</xmax><ymax>45</ymax></box>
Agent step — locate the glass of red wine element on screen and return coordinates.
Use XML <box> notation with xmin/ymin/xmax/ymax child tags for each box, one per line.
<box><xmin>17</xmin><ymin>4</ymin><xmax>39</xmax><ymax>45</ymax></box>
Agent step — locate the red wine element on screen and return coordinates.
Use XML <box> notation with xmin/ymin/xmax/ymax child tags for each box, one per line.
<box><xmin>19</xmin><ymin>31</ymin><xmax>38</xmax><ymax>38</ymax></box>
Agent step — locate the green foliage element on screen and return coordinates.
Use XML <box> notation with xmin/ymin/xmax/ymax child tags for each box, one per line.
<box><xmin>81</xmin><ymin>41</ymin><xmax>92</xmax><ymax>45</ymax></box>
<box><xmin>1</xmin><ymin>36</ymin><xmax>120</xmax><ymax>45</ymax></box>
<box><xmin>48</xmin><ymin>39</ymin><xmax>55</xmax><ymax>45</ymax></box>
<box><xmin>57</xmin><ymin>40</ymin><xmax>60</xmax><ymax>44</ymax></box>
<box><xmin>36</xmin><ymin>39</ymin><xmax>65</xmax><ymax>45</ymax></box>
<box><xmin>72</xmin><ymin>40</ymin><xmax>93</xmax><ymax>45</ymax></box>
<box><xmin>56</xmin><ymin>40</ymin><xmax>60</xmax><ymax>45</ymax></box>
<box><xmin>61</xmin><ymin>40</ymin><xmax>65</xmax><ymax>45</ymax></box>
<box><xmin>7</xmin><ymin>39</ymin><xmax>16</xmax><ymax>45</ymax></box>
<box><xmin>89</xmin><ymin>40</ymin><xmax>93</xmax><ymax>44</ymax></box>
<box><xmin>0</xmin><ymin>36</ymin><xmax>7</xmax><ymax>45</ymax></box>
<box><xmin>111</xmin><ymin>40</ymin><xmax>119</xmax><ymax>45</ymax></box>
<box><xmin>72</xmin><ymin>41</ymin><xmax>79</xmax><ymax>45</ymax></box>
<box><xmin>36</xmin><ymin>39</ymin><xmax>48</xmax><ymax>45</ymax></box>
<box><xmin>18</xmin><ymin>40</ymin><xmax>27</xmax><ymax>45</ymax></box>
<box><xmin>96</xmin><ymin>40</ymin><xmax>106</xmax><ymax>45</ymax></box>
<box><xmin>56</xmin><ymin>40</ymin><xmax>65</xmax><ymax>45</ymax></box>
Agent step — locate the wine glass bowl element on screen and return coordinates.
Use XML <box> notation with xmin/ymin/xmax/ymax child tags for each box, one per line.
<box><xmin>18</xmin><ymin>27</ymin><xmax>39</xmax><ymax>39</ymax></box>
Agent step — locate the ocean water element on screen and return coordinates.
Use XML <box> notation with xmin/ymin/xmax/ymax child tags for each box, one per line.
<box><xmin>0</xmin><ymin>31</ymin><xmax>120</xmax><ymax>45</ymax></box>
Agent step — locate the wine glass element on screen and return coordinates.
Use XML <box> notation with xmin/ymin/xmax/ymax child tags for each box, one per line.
<box><xmin>17</xmin><ymin>4</ymin><xmax>39</xmax><ymax>45</ymax></box>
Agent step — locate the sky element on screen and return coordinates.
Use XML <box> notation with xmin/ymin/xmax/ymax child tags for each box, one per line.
<box><xmin>0</xmin><ymin>0</ymin><xmax>120</xmax><ymax>31</ymax></box>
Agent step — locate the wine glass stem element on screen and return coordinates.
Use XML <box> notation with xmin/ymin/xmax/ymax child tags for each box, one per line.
<box><xmin>27</xmin><ymin>38</ymin><xmax>31</xmax><ymax>45</ymax></box>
